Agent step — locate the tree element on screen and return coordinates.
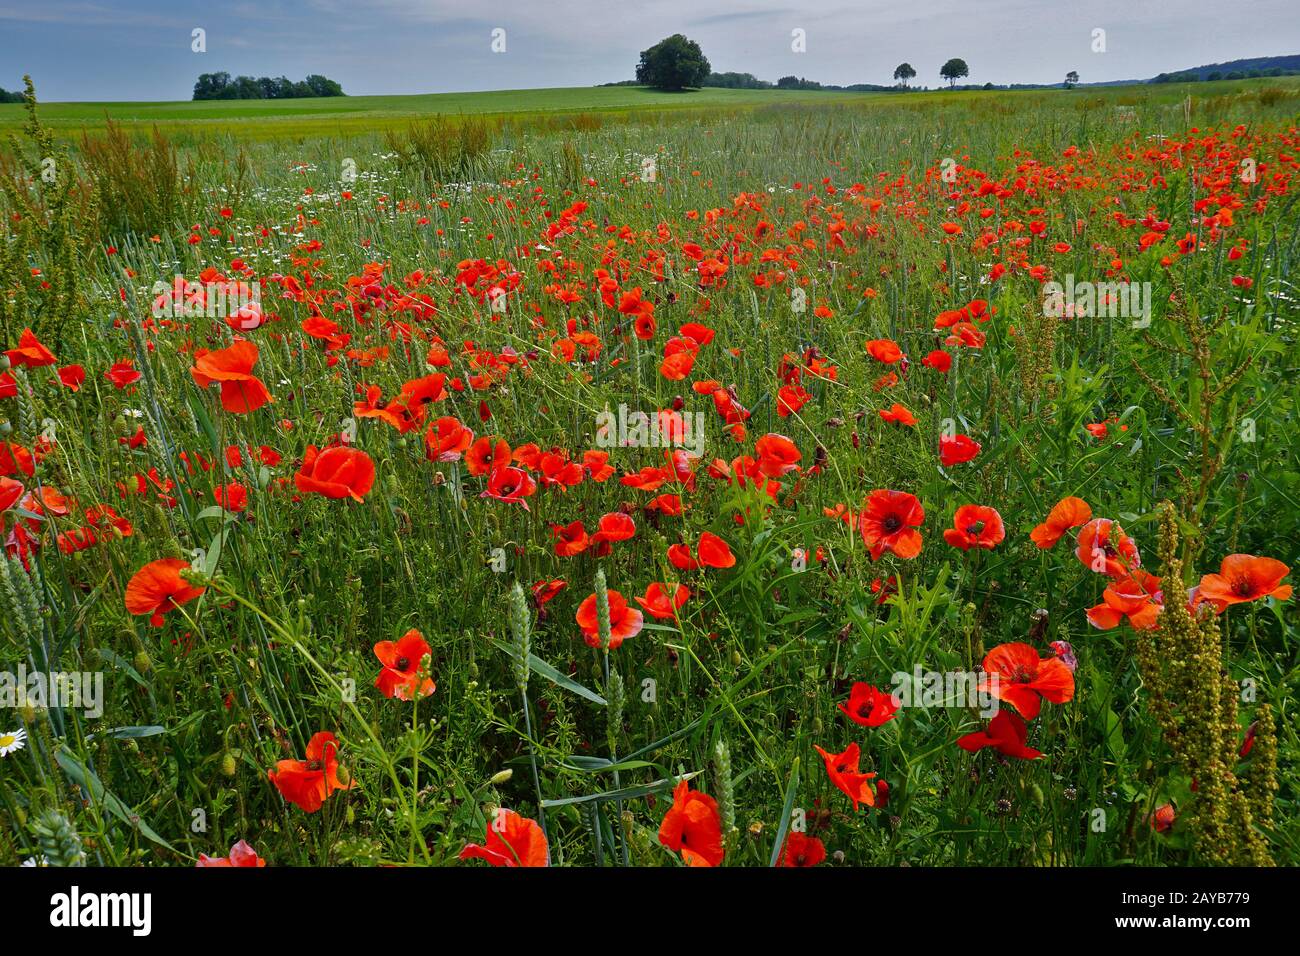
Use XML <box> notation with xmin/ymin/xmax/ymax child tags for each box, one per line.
<box><xmin>893</xmin><ymin>63</ymin><xmax>916</xmax><ymax>87</ymax></box>
<box><xmin>635</xmin><ymin>34</ymin><xmax>710</xmax><ymax>91</ymax></box>
<box><xmin>1065</xmin><ymin>70</ymin><xmax>1079</xmax><ymax>88</ymax></box>
<box><xmin>192</xmin><ymin>72</ymin><xmax>231</xmax><ymax>100</ymax></box>
<box><xmin>305</xmin><ymin>74</ymin><xmax>344</xmax><ymax>97</ymax></box>
<box><xmin>940</xmin><ymin>58</ymin><xmax>969</xmax><ymax>87</ymax></box>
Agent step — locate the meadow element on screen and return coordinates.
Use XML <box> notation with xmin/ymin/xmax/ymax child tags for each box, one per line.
<box><xmin>0</xmin><ymin>76</ymin><xmax>1298</xmax><ymax>868</ymax></box>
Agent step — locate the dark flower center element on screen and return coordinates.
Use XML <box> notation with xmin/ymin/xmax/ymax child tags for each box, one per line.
<box><xmin>882</xmin><ymin>515</ymin><xmax>902</xmax><ymax>533</ymax></box>
<box><xmin>396</xmin><ymin>657</ymin><xmax>411</xmax><ymax>671</ymax></box>
<box><xmin>1233</xmin><ymin>577</ymin><xmax>1255</xmax><ymax>597</ymax></box>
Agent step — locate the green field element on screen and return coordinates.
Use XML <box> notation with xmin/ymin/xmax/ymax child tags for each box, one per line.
<box><xmin>3</xmin><ymin>77</ymin><xmax>1297</xmax><ymax>141</ymax></box>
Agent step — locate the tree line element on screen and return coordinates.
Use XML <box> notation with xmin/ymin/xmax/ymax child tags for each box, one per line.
<box><xmin>192</xmin><ymin>73</ymin><xmax>345</xmax><ymax>101</ymax></box>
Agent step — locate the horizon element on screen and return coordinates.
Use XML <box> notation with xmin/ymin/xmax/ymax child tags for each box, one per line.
<box><xmin>1</xmin><ymin>0</ymin><xmax>1297</xmax><ymax>103</ymax></box>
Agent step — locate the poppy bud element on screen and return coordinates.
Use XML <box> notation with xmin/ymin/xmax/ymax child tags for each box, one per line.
<box><xmin>133</xmin><ymin>650</ymin><xmax>152</xmax><ymax>674</ymax></box>
<box><xmin>0</xmin><ymin>419</ymin><xmax>9</xmax><ymax>437</ymax></box>
<box><xmin>335</xmin><ymin>765</ymin><xmax>351</xmax><ymax>787</ymax></box>
<box><xmin>731</xmin><ymin>650</ymin><xmax>742</xmax><ymax>666</ymax></box>
<box><xmin>489</xmin><ymin>769</ymin><xmax>514</xmax><ymax>785</ymax></box>
<box><xmin>1029</xmin><ymin>783</ymin><xmax>1044</xmax><ymax>807</ymax></box>
<box><xmin>221</xmin><ymin>752</ymin><xmax>237</xmax><ymax>777</ymax></box>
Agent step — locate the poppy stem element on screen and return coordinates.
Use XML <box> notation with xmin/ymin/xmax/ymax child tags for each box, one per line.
<box><xmin>520</xmin><ymin>688</ymin><xmax>549</xmax><ymax>848</ymax></box>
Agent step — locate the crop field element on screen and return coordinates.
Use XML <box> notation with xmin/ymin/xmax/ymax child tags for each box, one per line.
<box><xmin>1</xmin><ymin>78</ymin><xmax>1299</xmax><ymax>869</ymax></box>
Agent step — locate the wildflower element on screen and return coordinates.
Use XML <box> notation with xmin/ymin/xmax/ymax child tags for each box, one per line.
<box><xmin>190</xmin><ymin>341</ymin><xmax>272</xmax><ymax>414</ymax></box>
<box><xmin>978</xmin><ymin>642</ymin><xmax>1075</xmax><ymax>720</ymax></box>
<box><xmin>1195</xmin><ymin>554</ymin><xmax>1291</xmax><ymax>612</ymax></box>
<box><xmin>373</xmin><ymin>629</ymin><xmax>435</xmax><ymax>700</ymax></box>
<box><xmin>267</xmin><ymin>731</ymin><xmax>353</xmax><ymax>813</ymax></box>
<box><xmin>295</xmin><ymin>445</ymin><xmax>375</xmax><ymax>502</ymax></box>
<box><xmin>838</xmin><ymin>682</ymin><xmax>900</xmax><ymax>727</ymax></box>
<box><xmin>957</xmin><ymin>711</ymin><xmax>1042</xmax><ymax>760</ymax></box>
<box><xmin>858</xmin><ymin>489</ymin><xmax>924</xmax><ymax>560</ymax></box>
<box><xmin>777</xmin><ymin>832</ymin><xmax>826</xmax><ymax>867</ymax></box>
<box><xmin>196</xmin><ymin>840</ymin><xmax>266</xmax><ymax>867</ymax></box>
<box><xmin>658</xmin><ymin>778</ymin><xmax>724</xmax><ymax>867</ymax></box>
<box><xmin>1030</xmin><ymin>496</ymin><xmax>1091</xmax><ymax>548</ymax></box>
<box><xmin>939</xmin><ymin>433</ymin><xmax>981</xmax><ymax>466</ymax></box>
<box><xmin>814</xmin><ymin>741</ymin><xmax>877</xmax><ymax>810</ymax></box>
<box><xmin>460</xmin><ymin>809</ymin><xmax>549</xmax><ymax>867</ymax></box>
<box><xmin>0</xmin><ymin>727</ymin><xmax>27</xmax><ymax>757</ymax></box>
<box><xmin>575</xmin><ymin>589</ymin><xmax>643</xmax><ymax>649</ymax></box>
<box><xmin>124</xmin><ymin>558</ymin><xmax>206</xmax><ymax>627</ymax></box>
<box><xmin>942</xmin><ymin>504</ymin><xmax>1005</xmax><ymax>551</ymax></box>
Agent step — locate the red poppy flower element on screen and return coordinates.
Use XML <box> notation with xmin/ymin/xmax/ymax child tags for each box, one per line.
<box><xmin>374</xmin><ymin>628</ymin><xmax>435</xmax><ymax>700</ymax></box>
<box><xmin>480</xmin><ymin>465</ymin><xmax>537</xmax><ymax>510</ymax></box>
<box><xmin>658</xmin><ymin>778</ymin><xmax>724</xmax><ymax>867</ymax></box>
<box><xmin>1195</xmin><ymin>554</ymin><xmax>1291</xmax><ymax>612</ymax></box>
<box><xmin>58</xmin><ymin>365</ymin><xmax>86</xmax><ymax>391</ymax></box>
<box><xmin>879</xmin><ymin>403</ymin><xmax>917</xmax><ymax>426</ymax></box>
<box><xmin>196</xmin><ymin>840</ymin><xmax>266</xmax><ymax>867</ymax></box>
<box><xmin>697</xmin><ymin>531</ymin><xmax>736</xmax><ymax>568</ymax></box>
<box><xmin>532</xmin><ymin>579</ymin><xmax>567</xmax><ymax>605</ymax></box>
<box><xmin>814</xmin><ymin>741</ymin><xmax>877</xmax><ymax>810</ymax></box>
<box><xmin>777</xmin><ymin>831</ymin><xmax>826</xmax><ymax>867</ymax></box>
<box><xmin>105</xmin><ymin>361</ymin><xmax>142</xmax><ymax>390</ymax></box>
<box><xmin>978</xmin><ymin>642</ymin><xmax>1075</xmax><ymax>720</ymax></box>
<box><xmin>190</xmin><ymin>341</ymin><xmax>272</xmax><ymax>414</ymax></box>
<box><xmin>1151</xmin><ymin>803</ymin><xmax>1176</xmax><ymax>833</ymax></box>
<box><xmin>1030</xmin><ymin>496</ymin><xmax>1091</xmax><ymax>549</ymax></box>
<box><xmin>266</xmin><ymin>731</ymin><xmax>354</xmax><ymax>813</ymax></box>
<box><xmin>426</xmin><ymin>417</ymin><xmax>472</xmax><ymax>464</ymax></box>
<box><xmin>1074</xmin><ymin>518</ymin><xmax>1140</xmax><ymax>578</ymax></box>
<box><xmin>755</xmin><ymin>433</ymin><xmax>801</xmax><ymax>477</ymax></box>
<box><xmin>1086</xmin><ymin>570</ymin><xmax>1162</xmax><ymax>630</ymax></box>
<box><xmin>942</xmin><ymin>504</ymin><xmax>1005</xmax><ymax>551</ymax></box>
<box><xmin>295</xmin><ymin>445</ymin><xmax>375</xmax><ymax>502</ymax></box>
<box><xmin>591</xmin><ymin>512</ymin><xmax>636</xmax><ymax>544</ymax></box>
<box><xmin>858</xmin><ymin>489</ymin><xmax>924</xmax><ymax>561</ymax></box>
<box><xmin>460</xmin><ymin>809</ymin><xmax>549</xmax><ymax>867</ymax></box>
<box><xmin>956</xmin><ymin>710</ymin><xmax>1042</xmax><ymax>760</ymax></box>
<box><xmin>921</xmin><ymin>350</ymin><xmax>952</xmax><ymax>373</ymax></box>
<box><xmin>938</xmin><ymin>433</ymin><xmax>981</xmax><ymax>466</ymax></box>
<box><xmin>634</xmin><ymin>581</ymin><xmax>689</xmax><ymax>620</ymax></box>
<box><xmin>0</xmin><ymin>476</ymin><xmax>23</xmax><ymax>513</ymax></box>
<box><xmin>575</xmin><ymin>589</ymin><xmax>644</xmax><ymax>649</ymax></box>
<box><xmin>551</xmin><ymin>520</ymin><xmax>589</xmax><ymax>557</ymax></box>
<box><xmin>214</xmin><ymin>483</ymin><xmax>248</xmax><ymax>512</ymax></box>
<box><xmin>838</xmin><ymin>682</ymin><xmax>900</xmax><ymax>727</ymax></box>
<box><xmin>5</xmin><ymin>328</ymin><xmax>56</xmax><ymax>368</ymax></box>
<box><xmin>865</xmin><ymin>338</ymin><xmax>903</xmax><ymax>363</ymax></box>
<box><xmin>124</xmin><ymin>558</ymin><xmax>206</xmax><ymax>627</ymax></box>
<box><xmin>466</xmin><ymin>436</ymin><xmax>511</xmax><ymax>477</ymax></box>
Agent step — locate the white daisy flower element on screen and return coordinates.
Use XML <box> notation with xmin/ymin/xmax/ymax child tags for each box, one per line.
<box><xmin>21</xmin><ymin>855</ymin><xmax>49</xmax><ymax>867</ymax></box>
<box><xmin>0</xmin><ymin>728</ymin><xmax>26</xmax><ymax>757</ymax></box>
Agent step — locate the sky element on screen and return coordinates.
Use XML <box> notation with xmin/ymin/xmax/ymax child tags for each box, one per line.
<box><xmin>1</xmin><ymin>0</ymin><xmax>1296</xmax><ymax>101</ymax></box>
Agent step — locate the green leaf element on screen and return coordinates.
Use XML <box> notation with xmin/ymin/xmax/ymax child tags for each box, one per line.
<box><xmin>768</xmin><ymin>757</ymin><xmax>801</xmax><ymax>867</ymax></box>
<box><xmin>55</xmin><ymin>748</ymin><xmax>176</xmax><ymax>852</ymax></box>
<box><xmin>541</xmin><ymin>772</ymin><xmax>696</xmax><ymax>808</ymax></box>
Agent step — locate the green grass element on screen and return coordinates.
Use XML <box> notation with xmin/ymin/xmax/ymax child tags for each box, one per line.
<box><xmin>2</xmin><ymin>76</ymin><xmax>1296</xmax><ymax>141</ymax></box>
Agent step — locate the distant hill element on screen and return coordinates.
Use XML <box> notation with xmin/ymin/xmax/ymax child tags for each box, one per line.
<box><xmin>1147</xmin><ymin>54</ymin><xmax>1300</xmax><ymax>83</ymax></box>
